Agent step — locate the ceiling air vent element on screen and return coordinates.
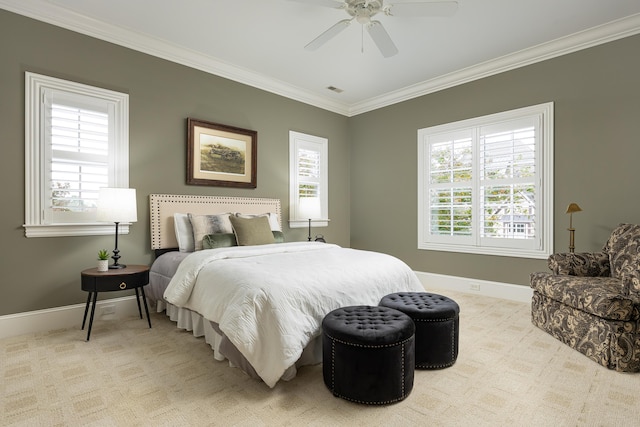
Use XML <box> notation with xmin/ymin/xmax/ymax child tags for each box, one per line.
<box><xmin>326</xmin><ymin>86</ymin><xmax>344</xmax><ymax>93</ymax></box>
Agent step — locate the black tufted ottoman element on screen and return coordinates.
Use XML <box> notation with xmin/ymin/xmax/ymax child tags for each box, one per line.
<box><xmin>380</xmin><ymin>292</ymin><xmax>460</xmax><ymax>369</ymax></box>
<box><xmin>322</xmin><ymin>305</ymin><xmax>415</xmax><ymax>405</ymax></box>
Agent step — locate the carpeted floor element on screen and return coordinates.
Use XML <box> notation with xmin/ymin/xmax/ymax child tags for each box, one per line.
<box><xmin>2</xmin><ymin>290</ymin><xmax>639</xmax><ymax>426</ymax></box>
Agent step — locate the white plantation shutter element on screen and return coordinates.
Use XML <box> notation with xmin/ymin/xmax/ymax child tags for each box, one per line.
<box><xmin>24</xmin><ymin>72</ymin><xmax>129</xmax><ymax>237</ymax></box>
<box><xmin>289</xmin><ymin>131</ymin><xmax>329</xmax><ymax>227</ymax></box>
<box><xmin>44</xmin><ymin>91</ymin><xmax>112</xmax><ymax>223</ymax></box>
<box><xmin>480</xmin><ymin>118</ymin><xmax>537</xmax><ymax>244</ymax></box>
<box><xmin>298</xmin><ymin>147</ymin><xmax>321</xmax><ymax>198</ymax></box>
<box><xmin>428</xmin><ymin>134</ymin><xmax>473</xmax><ymax>242</ymax></box>
<box><xmin>418</xmin><ymin>103</ymin><xmax>553</xmax><ymax>258</ymax></box>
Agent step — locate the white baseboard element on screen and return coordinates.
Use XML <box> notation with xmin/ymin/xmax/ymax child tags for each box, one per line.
<box><xmin>0</xmin><ymin>272</ymin><xmax>532</xmax><ymax>340</ymax></box>
<box><xmin>0</xmin><ymin>296</ymin><xmax>142</xmax><ymax>340</ymax></box>
<box><xmin>414</xmin><ymin>271</ymin><xmax>533</xmax><ymax>303</ymax></box>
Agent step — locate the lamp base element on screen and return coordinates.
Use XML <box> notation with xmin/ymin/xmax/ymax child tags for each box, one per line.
<box><xmin>109</xmin><ymin>264</ymin><xmax>126</xmax><ymax>269</ymax></box>
<box><xmin>568</xmin><ymin>227</ymin><xmax>576</xmax><ymax>253</ymax></box>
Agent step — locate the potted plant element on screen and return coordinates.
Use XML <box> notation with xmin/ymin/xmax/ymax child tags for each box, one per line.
<box><xmin>97</xmin><ymin>249</ymin><xmax>110</xmax><ymax>272</ymax></box>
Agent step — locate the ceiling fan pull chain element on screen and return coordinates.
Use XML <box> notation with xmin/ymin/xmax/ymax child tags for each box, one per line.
<box><xmin>361</xmin><ymin>24</ymin><xmax>364</xmax><ymax>53</ymax></box>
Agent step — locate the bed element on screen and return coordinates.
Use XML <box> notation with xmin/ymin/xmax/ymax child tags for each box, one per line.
<box><xmin>148</xmin><ymin>194</ymin><xmax>425</xmax><ymax>387</ymax></box>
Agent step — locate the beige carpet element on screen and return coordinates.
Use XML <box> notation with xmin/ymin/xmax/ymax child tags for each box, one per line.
<box><xmin>2</xmin><ymin>290</ymin><xmax>639</xmax><ymax>427</ymax></box>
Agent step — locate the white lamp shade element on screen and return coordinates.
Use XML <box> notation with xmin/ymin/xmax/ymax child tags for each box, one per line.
<box><xmin>298</xmin><ymin>197</ymin><xmax>322</xmax><ymax>220</ymax></box>
<box><xmin>96</xmin><ymin>188</ymin><xmax>138</xmax><ymax>223</ymax></box>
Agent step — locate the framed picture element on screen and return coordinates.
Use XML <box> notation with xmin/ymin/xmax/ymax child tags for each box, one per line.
<box><xmin>187</xmin><ymin>118</ymin><xmax>257</xmax><ymax>188</ymax></box>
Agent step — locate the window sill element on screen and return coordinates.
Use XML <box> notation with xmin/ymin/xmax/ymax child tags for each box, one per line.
<box><xmin>288</xmin><ymin>219</ymin><xmax>330</xmax><ymax>229</ymax></box>
<box><xmin>418</xmin><ymin>242</ymin><xmax>550</xmax><ymax>259</ymax></box>
<box><xmin>24</xmin><ymin>223</ymin><xmax>130</xmax><ymax>238</ymax></box>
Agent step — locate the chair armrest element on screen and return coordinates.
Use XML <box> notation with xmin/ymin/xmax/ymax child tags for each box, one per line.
<box><xmin>548</xmin><ymin>252</ymin><xmax>610</xmax><ymax>276</ymax></box>
<box><xmin>620</xmin><ymin>264</ymin><xmax>640</xmax><ymax>298</ymax></box>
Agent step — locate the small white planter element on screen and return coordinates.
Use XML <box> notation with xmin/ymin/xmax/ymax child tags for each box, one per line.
<box><xmin>97</xmin><ymin>259</ymin><xmax>109</xmax><ymax>272</ymax></box>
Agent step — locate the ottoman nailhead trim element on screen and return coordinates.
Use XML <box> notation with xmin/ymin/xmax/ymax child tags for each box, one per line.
<box><xmin>331</xmin><ymin>339</ymin><xmax>335</xmax><ymax>391</ymax></box>
<box><xmin>412</xmin><ymin>316</ymin><xmax>457</xmax><ymax>322</ymax></box>
<box><xmin>326</xmin><ymin>333</ymin><xmax>412</xmax><ymax>405</ymax></box>
<box><xmin>401</xmin><ymin>342</ymin><xmax>405</xmax><ymax>398</ymax></box>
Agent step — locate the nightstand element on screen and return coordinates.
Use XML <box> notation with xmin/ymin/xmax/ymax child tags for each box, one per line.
<box><xmin>81</xmin><ymin>264</ymin><xmax>151</xmax><ymax>341</ymax></box>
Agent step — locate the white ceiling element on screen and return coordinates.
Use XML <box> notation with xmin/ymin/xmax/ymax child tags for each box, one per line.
<box><xmin>2</xmin><ymin>0</ymin><xmax>640</xmax><ymax>116</ymax></box>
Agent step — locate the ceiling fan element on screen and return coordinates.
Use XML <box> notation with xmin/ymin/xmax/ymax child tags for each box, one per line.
<box><xmin>288</xmin><ymin>0</ymin><xmax>458</xmax><ymax>58</ymax></box>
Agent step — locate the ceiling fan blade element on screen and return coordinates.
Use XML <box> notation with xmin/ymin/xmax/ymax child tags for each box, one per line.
<box><xmin>386</xmin><ymin>1</ymin><xmax>458</xmax><ymax>17</ymax></box>
<box><xmin>305</xmin><ymin>19</ymin><xmax>352</xmax><ymax>51</ymax></box>
<box><xmin>287</xmin><ymin>0</ymin><xmax>345</xmax><ymax>9</ymax></box>
<box><xmin>367</xmin><ymin>21</ymin><xmax>398</xmax><ymax>58</ymax></box>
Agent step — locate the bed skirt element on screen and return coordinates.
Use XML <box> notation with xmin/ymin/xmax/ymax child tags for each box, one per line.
<box><xmin>153</xmin><ymin>300</ymin><xmax>323</xmax><ymax>384</ymax></box>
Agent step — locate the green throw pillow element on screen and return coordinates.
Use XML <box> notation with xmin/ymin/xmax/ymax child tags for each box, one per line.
<box><xmin>202</xmin><ymin>231</ymin><xmax>284</xmax><ymax>249</ymax></box>
<box><xmin>229</xmin><ymin>215</ymin><xmax>276</xmax><ymax>246</ymax></box>
<box><xmin>272</xmin><ymin>231</ymin><xmax>285</xmax><ymax>243</ymax></box>
<box><xmin>202</xmin><ymin>233</ymin><xmax>237</xmax><ymax>249</ymax></box>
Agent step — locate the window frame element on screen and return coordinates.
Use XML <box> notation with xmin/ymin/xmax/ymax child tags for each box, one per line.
<box><xmin>417</xmin><ymin>102</ymin><xmax>554</xmax><ymax>259</ymax></box>
<box><xmin>289</xmin><ymin>131</ymin><xmax>329</xmax><ymax>228</ymax></box>
<box><xmin>24</xmin><ymin>72</ymin><xmax>130</xmax><ymax>238</ymax></box>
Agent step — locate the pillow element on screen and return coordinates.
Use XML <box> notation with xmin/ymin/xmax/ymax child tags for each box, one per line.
<box><xmin>229</xmin><ymin>215</ymin><xmax>275</xmax><ymax>246</ymax></box>
<box><xmin>188</xmin><ymin>213</ymin><xmax>233</xmax><ymax>251</ymax></box>
<box><xmin>202</xmin><ymin>230</ymin><xmax>284</xmax><ymax>249</ymax></box>
<box><xmin>234</xmin><ymin>212</ymin><xmax>281</xmax><ymax>231</ymax></box>
<box><xmin>174</xmin><ymin>213</ymin><xmax>195</xmax><ymax>252</ymax></box>
<box><xmin>272</xmin><ymin>230</ymin><xmax>285</xmax><ymax>243</ymax></box>
<box><xmin>203</xmin><ymin>233</ymin><xmax>237</xmax><ymax>249</ymax></box>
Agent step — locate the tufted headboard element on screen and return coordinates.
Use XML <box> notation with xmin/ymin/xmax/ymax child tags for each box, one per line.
<box><xmin>149</xmin><ymin>194</ymin><xmax>282</xmax><ymax>251</ymax></box>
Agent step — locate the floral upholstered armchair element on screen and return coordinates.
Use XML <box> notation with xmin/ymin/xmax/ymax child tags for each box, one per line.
<box><xmin>530</xmin><ymin>223</ymin><xmax>640</xmax><ymax>372</ymax></box>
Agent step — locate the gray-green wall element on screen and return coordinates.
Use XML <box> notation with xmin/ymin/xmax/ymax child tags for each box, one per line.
<box><xmin>0</xmin><ymin>10</ymin><xmax>349</xmax><ymax>316</ymax></box>
<box><xmin>349</xmin><ymin>33</ymin><xmax>640</xmax><ymax>286</ymax></box>
<box><xmin>2</xmin><ymin>9</ymin><xmax>639</xmax><ymax>316</ymax></box>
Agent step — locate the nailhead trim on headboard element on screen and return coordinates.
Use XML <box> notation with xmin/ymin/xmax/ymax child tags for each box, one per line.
<box><xmin>149</xmin><ymin>194</ymin><xmax>282</xmax><ymax>250</ymax></box>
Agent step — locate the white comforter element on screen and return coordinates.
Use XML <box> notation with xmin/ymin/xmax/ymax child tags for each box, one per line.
<box><xmin>163</xmin><ymin>242</ymin><xmax>424</xmax><ymax>387</ymax></box>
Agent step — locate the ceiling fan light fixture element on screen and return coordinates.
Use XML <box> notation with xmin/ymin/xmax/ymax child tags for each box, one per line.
<box><xmin>348</xmin><ymin>0</ymin><xmax>381</xmax><ymax>24</ymax></box>
<box><xmin>355</xmin><ymin>9</ymin><xmax>371</xmax><ymax>24</ymax></box>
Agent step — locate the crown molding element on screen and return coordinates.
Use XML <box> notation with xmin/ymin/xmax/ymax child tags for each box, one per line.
<box><xmin>2</xmin><ymin>1</ymin><xmax>639</xmax><ymax>117</ymax></box>
<box><xmin>348</xmin><ymin>13</ymin><xmax>640</xmax><ymax>116</ymax></box>
<box><xmin>0</xmin><ymin>0</ymin><xmax>351</xmax><ymax>116</ymax></box>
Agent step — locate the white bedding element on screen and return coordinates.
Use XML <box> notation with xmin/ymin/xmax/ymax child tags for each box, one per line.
<box><xmin>163</xmin><ymin>241</ymin><xmax>424</xmax><ymax>387</ymax></box>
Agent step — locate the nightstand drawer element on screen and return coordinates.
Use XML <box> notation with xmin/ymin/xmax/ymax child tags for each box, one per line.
<box><xmin>80</xmin><ymin>266</ymin><xmax>149</xmax><ymax>293</ymax></box>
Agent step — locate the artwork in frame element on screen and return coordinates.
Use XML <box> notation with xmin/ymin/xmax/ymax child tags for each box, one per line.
<box><xmin>187</xmin><ymin>118</ymin><xmax>257</xmax><ymax>188</ymax></box>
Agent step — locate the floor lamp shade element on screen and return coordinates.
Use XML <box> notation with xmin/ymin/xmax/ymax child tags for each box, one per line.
<box><xmin>96</xmin><ymin>188</ymin><xmax>137</xmax><ymax>268</ymax></box>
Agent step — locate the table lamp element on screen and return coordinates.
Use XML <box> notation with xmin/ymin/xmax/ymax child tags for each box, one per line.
<box><xmin>298</xmin><ymin>197</ymin><xmax>322</xmax><ymax>242</ymax></box>
<box><xmin>96</xmin><ymin>188</ymin><xmax>137</xmax><ymax>268</ymax></box>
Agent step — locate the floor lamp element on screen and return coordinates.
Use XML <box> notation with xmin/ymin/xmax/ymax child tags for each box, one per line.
<box><xmin>566</xmin><ymin>202</ymin><xmax>582</xmax><ymax>253</ymax></box>
<box><xmin>96</xmin><ymin>188</ymin><xmax>138</xmax><ymax>268</ymax></box>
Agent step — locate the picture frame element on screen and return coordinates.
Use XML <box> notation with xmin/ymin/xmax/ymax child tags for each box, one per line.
<box><xmin>187</xmin><ymin>118</ymin><xmax>257</xmax><ymax>188</ymax></box>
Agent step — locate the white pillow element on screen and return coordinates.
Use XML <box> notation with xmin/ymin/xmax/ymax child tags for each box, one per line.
<box><xmin>188</xmin><ymin>213</ymin><xmax>233</xmax><ymax>251</ymax></box>
<box><xmin>173</xmin><ymin>213</ymin><xmax>195</xmax><ymax>252</ymax></box>
<box><xmin>234</xmin><ymin>212</ymin><xmax>281</xmax><ymax>232</ymax></box>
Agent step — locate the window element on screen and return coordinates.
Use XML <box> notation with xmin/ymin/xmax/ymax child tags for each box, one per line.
<box><xmin>24</xmin><ymin>72</ymin><xmax>129</xmax><ymax>237</ymax></box>
<box><xmin>289</xmin><ymin>131</ymin><xmax>329</xmax><ymax>228</ymax></box>
<box><xmin>417</xmin><ymin>103</ymin><xmax>553</xmax><ymax>258</ymax></box>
